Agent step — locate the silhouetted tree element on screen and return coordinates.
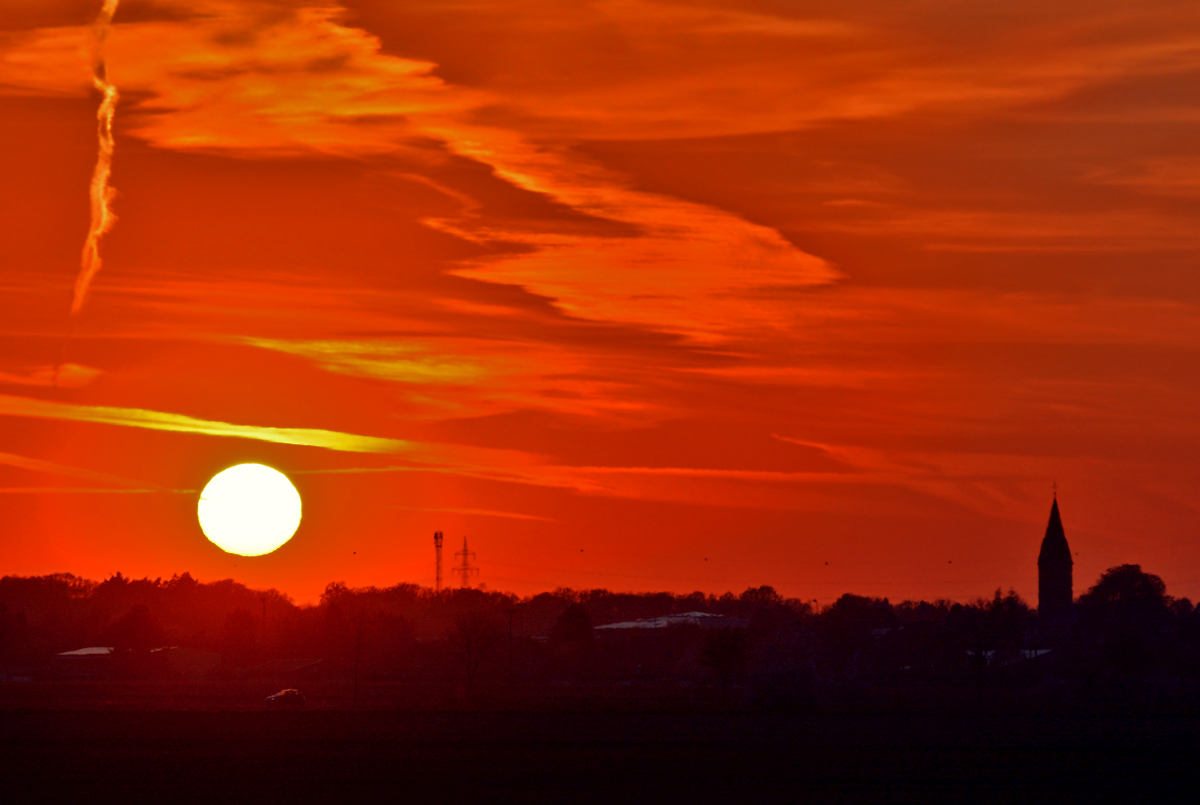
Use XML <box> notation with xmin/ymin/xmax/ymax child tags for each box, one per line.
<box><xmin>547</xmin><ymin>603</ymin><xmax>595</xmax><ymax>680</ymax></box>
<box><xmin>818</xmin><ymin>594</ymin><xmax>896</xmax><ymax>676</ymax></box>
<box><xmin>740</xmin><ymin>585</ymin><xmax>787</xmax><ymax>631</ymax></box>
<box><xmin>1080</xmin><ymin>564</ymin><xmax>1169</xmax><ymax>609</ymax></box>
<box><xmin>550</xmin><ymin>604</ymin><xmax>594</xmax><ymax>648</ymax></box>
<box><xmin>699</xmin><ymin>627</ymin><xmax>750</xmax><ymax>684</ymax></box>
<box><xmin>451</xmin><ymin>611</ymin><xmax>502</xmax><ymax>690</ymax></box>
<box><xmin>107</xmin><ymin>604</ymin><xmax>167</xmax><ymax>677</ymax></box>
<box><xmin>947</xmin><ymin>590</ymin><xmax>1032</xmax><ymax>654</ymax></box>
<box><xmin>0</xmin><ymin>602</ymin><xmax>11</xmax><ymax>679</ymax></box>
<box><xmin>740</xmin><ymin>586</ymin><xmax>783</xmax><ymax>608</ymax></box>
<box><xmin>108</xmin><ymin>604</ymin><xmax>166</xmax><ymax>653</ymax></box>
<box><xmin>220</xmin><ymin>609</ymin><xmax>259</xmax><ymax>667</ymax></box>
<box><xmin>371</xmin><ymin>611</ymin><xmax>417</xmax><ymax>675</ymax></box>
<box><xmin>1078</xmin><ymin>565</ymin><xmax>1175</xmax><ymax>681</ymax></box>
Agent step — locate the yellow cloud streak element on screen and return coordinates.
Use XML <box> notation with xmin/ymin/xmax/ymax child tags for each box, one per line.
<box><xmin>0</xmin><ymin>487</ymin><xmax>189</xmax><ymax>495</ymax></box>
<box><xmin>0</xmin><ymin>450</ymin><xmax>160</xmax><ymax>488</ymax></box>
<box><xmin>242</xmin><ymin>338</ymin><xmax>484</xmax><ymax>385</ymax></box>
<box><xmin>0</xmin><ymin>394</ymin><xmax>411</xmax><ymax>454</ymax></box>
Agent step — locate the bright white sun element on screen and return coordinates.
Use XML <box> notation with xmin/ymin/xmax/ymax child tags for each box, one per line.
<box><xmin>198</xmin><ymin>464</ymin><xmax>301</xmax><ymax>556</ymax></box>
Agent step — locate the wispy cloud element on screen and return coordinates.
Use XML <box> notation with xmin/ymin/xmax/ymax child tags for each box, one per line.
<box><xmin>434</xmin><ymin>131</ymin><xmax>839</xmax><ymax>340</ymax></box>
<box><xmin>0</xmin><ymin>364</ymin><xmax>102</xmax><ymax>389</ymax></box>
<box><xmin>237</xmin><ymin>335</ymin><xmax>658</xmax><ymax>421</ymax></box>
<box><xmin>0</xmin><ymin>394</ymin><xmax>412</xmax><ymax>453</ymax></box>
<box><xmin>242</xmin><ymin>337</ymin><xmax>485</xmax><ymax>385</ymax></box>
<box><xmin>0</xmin><ymin>487</ymin><xmax>191</xmax><ymax>494</ymax></box>
<box><xmin>387</xmin><ymin>505</ymin><xmax>554</xmax><ymax>522</ymax></box>
<box><xmin>0</xmin><ymin>450</ymin><xmax>164</xmax><ymax>488</ymax></box>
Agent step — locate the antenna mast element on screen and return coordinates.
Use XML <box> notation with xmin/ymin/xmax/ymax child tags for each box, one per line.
<box><xmin>434</xmin><ymin>531</ymin><xmax>444</xmax><ymax>592</ymax></box>
<box><xmin>453</xmin><ymin>537</ymin><xmax>479</xmax><ymax>588</ymax></box>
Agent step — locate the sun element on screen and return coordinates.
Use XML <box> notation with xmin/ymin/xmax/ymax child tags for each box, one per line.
<box><xmin>198</xmin><ymin>464</ymin><xmax>301</xmax><ymax>556</ymax></box>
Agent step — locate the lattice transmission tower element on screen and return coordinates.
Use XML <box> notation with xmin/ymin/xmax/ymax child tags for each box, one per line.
<box><xmin>453</xmin><ymin>537</ymin><xmax>479</xmax><ymax>588</ymax></box>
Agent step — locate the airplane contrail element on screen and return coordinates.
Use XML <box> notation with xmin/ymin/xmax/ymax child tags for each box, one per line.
<box><xmin>72</xmin><ymin>0</ymin><xmax>120</xmax><ymax>316</ymax></box>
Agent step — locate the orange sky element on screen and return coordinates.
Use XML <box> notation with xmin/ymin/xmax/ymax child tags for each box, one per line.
<box><xmin>2</xmin><ymin>0</ymin><xmax>1199</xmax><ymax>604</ymax></box>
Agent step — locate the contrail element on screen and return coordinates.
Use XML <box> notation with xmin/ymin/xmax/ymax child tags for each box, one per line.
<box><xmin>72</xmin><ymin>0</ymin><xmax>120</xmax><ymax>316</ymax></box>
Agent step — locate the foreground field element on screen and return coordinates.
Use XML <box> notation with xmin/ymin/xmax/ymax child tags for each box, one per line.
<box><xmin>3</xmin><ymin>698</ymin><xmax>1199</xmax><ymax>802</ymax></box>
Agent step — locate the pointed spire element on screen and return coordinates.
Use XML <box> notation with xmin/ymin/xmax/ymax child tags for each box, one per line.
<box><xmin>1038</xmin><ymin>495</ymin><xmax>1074</xmax><ymax>615</ymax></box>
<box><xmin>1038</xmin><ymin>497</ymin><xmax>1071</xmax><ymax>567</ymax></box>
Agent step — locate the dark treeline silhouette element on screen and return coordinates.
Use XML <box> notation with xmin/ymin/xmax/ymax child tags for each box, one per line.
<box><xmin>3</xmin><ymin>565</ymin><xmax>1200</xmax><ymax>701</ymax></box>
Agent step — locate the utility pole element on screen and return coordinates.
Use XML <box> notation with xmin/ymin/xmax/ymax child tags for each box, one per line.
<box><xmin>434</xmin><ymin>531</ymin><xmax>444</xmax><ymax>592</ymax></box>
<box><xmin>505</xmin><ymin>607</ymin><xmax>517</xmax><ymax>679</ymax></box>
<box><xmin>453</xmin><ymin>537</ymin><xmax>479</xmax><ymax>588</ymax></box>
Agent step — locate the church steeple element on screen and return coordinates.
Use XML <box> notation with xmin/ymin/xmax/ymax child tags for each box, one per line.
<box><xmin>1037</xmin><ymin>496</ymin><xmax>1073</xmax><ymax>616</ymax></box>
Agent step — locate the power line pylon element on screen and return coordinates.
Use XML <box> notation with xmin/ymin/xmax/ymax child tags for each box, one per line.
<box><xmin>434</xmin><ymin>531</ymin><xmax>444</xmax><ymax>592</ymax></box>
<box><xmin>453</xmin><ymin>537</ymin><xmax>479</xmax><ymax>588</ymax></box>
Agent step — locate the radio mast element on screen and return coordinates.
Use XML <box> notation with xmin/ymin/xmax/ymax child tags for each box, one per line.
<box><xmin>434</xmin><ymin>531</ymin><xmax>444</xmax><ymax>591</ymax></box>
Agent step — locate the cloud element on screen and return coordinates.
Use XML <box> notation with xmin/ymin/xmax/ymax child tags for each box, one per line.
<box><xmin>0</xmin><ymin>363</ymin><xmax>102</xmax><ymax>389</ymax></box>
<box><xmin>1088</xmin><ymin>157</ymin><xmax>1200</xmax><ymax>199</ymax></box>
<box><xmin>767</xmin><ymin>434</ymin><xmax>1193</xmax><ymax>523</ymax></box>
<box><xmin>0</xmin><ymin>0</ymin><xmax>839</xmax><ymax>342</ymax></box>
<box><xmin>0</xmin><ymin>449</ymin><xmax>169</xmax><ymax>488</ymax></box>
<box><xmin>433</xmin><ymin>128</ymin><xmax>839</xmax><ymax>339</ymax></box>
<box><xmin>819</xmin><ymin>208</ymin><xmax>1200</xmax><ymax>253</ymax></box>
<box><xmin>344</xmin><ymin>0</ymin><xmax>1200</xmax><ymax>138</ymax></box>
<box><xmin>0</xmin><ymin>393</ymin><xmax>412</xmax><ymax>453</ymax></box>
<box><xmin>8</xmin><ymin>2</ymin><xmax>1200</xmax><ymax>146</ymax></box>
<box><xmin>0</xmin><ymin>0</ymin><xmax>460</xmax><ymax>153</ymax></box>
<box><xmin>241</xmin><ymin>337</ymin><xmax>485</xmax><ymax>385</ymax></box>
<box><xmin>289</xmin><ymin>455</ymin><xmax>884</xmax><ymax>507</ymax></box>
<box><xmin>237</xmin><ymin>335</ymin><xmax>659</xmax><ymax>420</ymax></box>
<box><xmin>386</xmin><ymin>505</ymin><xmax>554</xmax><ymax>522</ymax></box>
<box><xmin>0</xmin><ymin>487</ymin><xmax>188</xmax><ymax>494</ymax></box>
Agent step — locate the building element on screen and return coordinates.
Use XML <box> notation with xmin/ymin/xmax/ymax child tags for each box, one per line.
<box><xmin>593</xmin><ymin>612</ymin><xmax>750</xmax><ymax>632</ymax></box>
<box><xmin>1037</xmin><ymin>497</ymin><xmax>1073</xmax><ymax>617</ymax></box>
<box><xmin>55</xmin><ymin>646</ymin><xmax>114</xmax><ymax>678</ymax></box>
<box><xmin>591</xmin><ymin>612</ymin><xmax>751</xmax><ymax>683</ymax></box>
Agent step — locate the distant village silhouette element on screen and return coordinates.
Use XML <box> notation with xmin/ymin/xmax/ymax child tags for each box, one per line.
<box><xmin>2</xmin><ymin>496</ymin><xmax>1197</xmax><ymax>705</ymax></box>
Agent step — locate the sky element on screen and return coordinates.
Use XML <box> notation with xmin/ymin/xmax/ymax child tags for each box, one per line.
<box><xmin>2</xmin><ymin>0</ymin><xmax>1199</xmax><ymax>605</ymax></box>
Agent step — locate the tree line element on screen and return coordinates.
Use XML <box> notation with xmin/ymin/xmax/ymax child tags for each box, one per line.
<box><xmin>3</xmin><ymin>565</ymin><xmax>1199</xmax><ymax>696</ymax></box>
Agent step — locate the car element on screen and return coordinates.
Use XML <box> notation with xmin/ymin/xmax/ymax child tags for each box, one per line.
<box><xmin>265</xmin><ymin>688</ymin><xmax>305</xmax><ymax>707</ymax></box>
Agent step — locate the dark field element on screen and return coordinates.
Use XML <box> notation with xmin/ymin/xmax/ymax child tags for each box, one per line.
<box><xmin>3</xmin><ymin>688</ymin><xmax>1199</xmax><ymax>803</ymax></box>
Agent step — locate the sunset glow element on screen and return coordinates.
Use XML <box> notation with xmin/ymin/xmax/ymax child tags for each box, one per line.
<box><xmin>2</xmin><ymin>0</ymin><xmax>1199</xmax><ymax>603</ymax></box>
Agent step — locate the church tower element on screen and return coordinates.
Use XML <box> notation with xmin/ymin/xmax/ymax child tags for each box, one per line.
<box><xmin>1037</xmin><ymin>496</ymin><xmax>1073</xmax><ymax>616</ymax></box>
